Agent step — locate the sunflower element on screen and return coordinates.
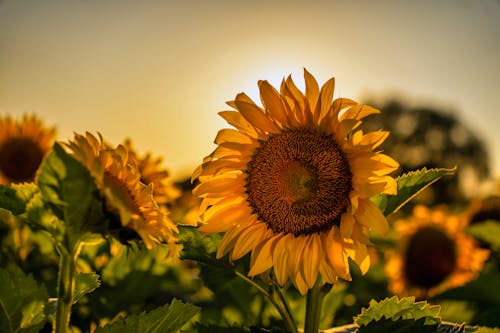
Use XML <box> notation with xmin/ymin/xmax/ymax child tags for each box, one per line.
<box><xmin>466</xmin><ymin>195</ymin><xmax>500</xmax><ymax>225</ymax></box>
<box><xmin>122</xmin><ymin>138</ymin><xmax>181</xmax><ymax>205</ymax></box>
<box><xmin>64</xmin><ymin>132</ymin><xmax>178</xmax><ymax>249</ymax></box>
<box><xmin>385</xmin><ymin>205</ymin><xmax>490</xmax><ymax>299</ymax></box>
<box><xmin>0</xmin><ymin>114</ymin><xmax>56</xmax><ymax>184</ymax></box>
<box><xmin>192</xmin><ymin>69</ymin><xmax>399</xmax><ymax>294</ymax></box>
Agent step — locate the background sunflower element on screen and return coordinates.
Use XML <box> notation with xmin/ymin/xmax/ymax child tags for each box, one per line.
<box><xmin>385</xmin><ymin>205</ymin><xmax>490</xmax><ymax>299</ymax></box>
<box><xmin>0</xmin><ymin>114</ymin><xmax>56</xmax><ymax>184</ymax></box>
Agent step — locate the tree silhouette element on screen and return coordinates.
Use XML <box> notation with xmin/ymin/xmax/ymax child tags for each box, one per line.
<box><xmin>361</xmin><ymin>99</ymin><xmax>491</xmax><ymax>205</ymax></box>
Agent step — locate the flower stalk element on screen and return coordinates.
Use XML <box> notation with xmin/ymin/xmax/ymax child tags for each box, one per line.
<box><xmin>54</xmin><ymin>243</ymin><xmax>81</xmax><ymax>333</ymax></box>
<box><xmin>304</xmin><ymin>279</ymin><xmax>333</xmax><ymax>333</ymax></box>
<box><xmin>235</xmin><ymin>271</ymin><xmax>298</xmax><ymax>333</ymax></box>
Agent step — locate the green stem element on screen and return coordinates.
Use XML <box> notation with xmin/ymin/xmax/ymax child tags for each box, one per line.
<box><xmin>54</xmin><ymin>243</ymin><xmax>81</xmax><ymax>333</ymax></box>
<box><xmin>304</xmin><ymin>279</ymin><xmax>332</xmax><ymax>333</ymax></box>
<box><xmin>235</xmin><ymin>271</ymin><xmax>298</xmax><ymax>333</ymax></box>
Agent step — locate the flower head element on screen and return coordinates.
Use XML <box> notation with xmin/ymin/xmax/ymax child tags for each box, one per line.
<box><xmin>0</xmin><ymin>114</ymin><xmax>56</xmax><ymax>184</ymax></box>
<box><xmin>122</xmin><ymin>138</ymin><xmax>181</xmax><ymax>205</ymax></box>
<box><xmin>192</xmin><ymin>69</ymin><xmax>399</xmax><ymax>294</ymax></box>
<box><xmin>385</xmin><ymin>205</ymin><xmax>490</xmax><ymax>299</ymax></box>
<box><xmin>64</xmin><ymin>132</ymin><xmax>178</xmax><ymax>249</ymax></box>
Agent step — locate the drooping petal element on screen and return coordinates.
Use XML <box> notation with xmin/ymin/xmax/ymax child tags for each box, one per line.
<box><xmin>355</xmin><ymin>198</ymin><xmax>389</xmax><ymax>236</ymax></box>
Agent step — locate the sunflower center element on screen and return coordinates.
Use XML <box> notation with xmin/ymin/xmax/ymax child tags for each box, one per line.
<box><xmin>246</xmin><ymin>129</ymin><xmax>353</xmax><ymax>236</ymax></box>
<box><xmin>403</xmin><ymin>226</ymin><xmax>457</xmax><ymax>288</ymax></box>
<box><xmin>0</xmin><ymin>137</ymin><xmax>45</xmax><ymax>183</ymax></box>
<box><xmin>279</xmin><ymin>161</ymin><xmax>318</xmax><ymax>202</ymax></box>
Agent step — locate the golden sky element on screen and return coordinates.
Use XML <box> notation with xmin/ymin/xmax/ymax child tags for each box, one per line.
<box><xmin>1</xmin><ymin>0</ymin><xmax>499</xmax><ymax>181</ymax></box>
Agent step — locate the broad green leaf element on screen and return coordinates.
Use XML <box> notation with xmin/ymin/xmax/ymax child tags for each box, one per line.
<box><xmin>371</xmin><ymin>167</ymin><xmax>456</xmax><ymax>216</ymax></box>
<box><xmin>0</xmin><ymin>265</ymin><xmax>49</xmax><ymax>333</ymax></box>
<box><xmin>94</xmin><ymin>299</ymin><xmax>200</xmax><ymax>333</ymax></box>
<box><xmin>0</xmin><ymin>183</ymin><xmax>39</xmax><ymax>216</ymax></box>
<box><xmin>321</xmin><ymin>322</ymin><xmax>480</xmax><ymax>333</ymax></box>
<box><xmin>178</xmin><ymin>226</ymin><xmax>266</xmax><ymax>324</ymax></box>
<box><xmin>355</xmin><ymin>296</ymin><xmax>441</xmax><ymax>329</ymax></box>
<box><xmin>178</xmin><ymin>225</ymin><xmax>237</xmax><ymax>287</ymax></box>
<box><xmin>36</xmin><ymin>143</ymin><xmax>105</xmax><ymax>249</ymax></box>
<box><xmin>24</xmin><ymin>191</ymin><xmax>65</xmax><ymax>243</ymax></box>
<box><xmin>466</xmin><ymin>220</ymin><xmax>500</xmax><ymax>250</ymax></box>
<box><xmin>74</xmin><ymin>272</ymin><xmax>101</xmax><ymax>304</ymax></box>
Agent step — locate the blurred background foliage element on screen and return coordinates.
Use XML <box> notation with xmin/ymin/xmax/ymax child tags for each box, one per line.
<box><xmin>361</xmin><ymin>98</ymin><xmax>492</xmax><ymax>206</ymax></box>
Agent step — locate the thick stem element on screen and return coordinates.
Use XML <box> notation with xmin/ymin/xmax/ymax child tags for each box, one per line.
<box><xmin>235</xmin><ymin>271</ymin><xmax>298</xmax><ymax>333</ymax></box>
<box><xmin>54</xmin><ymin>244</ymin><xmax>80</xmax><ymax>333</ymax></box>
<box><xmin>304</xmin><ymin>280</ymin><xmax>332</xmax><ymax>333</ymax></box>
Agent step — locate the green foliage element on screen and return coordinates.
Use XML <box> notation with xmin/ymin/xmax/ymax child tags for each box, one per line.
<box><xmin>0</xmin><ymin>265</ymin><xmax>49</xmax><ymax>333</ymax></box>
<box><xmin>466</xmin><ymin>221</ymin><xmax>500</xmax><ymax>250</ymax></box>
<box><xmin>0</xmin><ymin>183</ymin><xmax>39</xmax><ymax>216</ymax></box>
<box><xmin>354</xmin><ymin>296</ymin><xmax>440</xmax><ymax>332</ymax></box>
<box><xmin>74</xmin><ymin>272</ymin><xmax>101</xmax><ymax>304</ymax></box>
<box><xmin>94</xmin><ymin>299</ymin><xmax>200</xmax><ymax>333</ymax></box>
<box><xmin>371</xmin><ymin>167</ymin><xmax>456</xmax><ymax>216</ymax></box>
<box><xmin>36</xmin><ymin>143</ymin><xmax>106</xmax><ymax>250</ymax></box>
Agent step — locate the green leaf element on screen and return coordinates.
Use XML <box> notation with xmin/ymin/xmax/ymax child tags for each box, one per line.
<box><xmin>94</xmin><ymin>299</ymin><xmax>200</xmax><ymax>333</ymax></box>
<box><xmin>74</xmin><ymin>272</ymin><xmax>101</xmax><ymax>304</ymax></box>
<box><xmin>466</xmin><ymin>220</ymin><xmax>500</xmax><ymax>250</ymax></box>
<box><xmin>0</xmin><ymin>183</ymin><xmax>39</xmax><ymax>216</ymax></box>
<box><xmin>178</xmin><ymin>225</ymin><xmax>237</xmax><ymax>288</ymax></box>
<box><xmin>0</xmin><ymin>265</ymin><xmax>49</xmax><ymax>333</ymax></box>
<box><xmin>24</xmin><ymin>191</ymin><xmax>65</xmax><ymax>243</ymax></box>
<box><xmin>354</xmin><ymin>296</ymin><xmax>441</xmax><ymax>332</ymax></box>
<box><xmin>36</xmin><ymin>143</ymin><xmax>105</xmax><ymax>249</ymax></box>
<box><xmin>371</xmin><ymin>167</ymin><xmax>456</xmax><ymax>216</ymax></box>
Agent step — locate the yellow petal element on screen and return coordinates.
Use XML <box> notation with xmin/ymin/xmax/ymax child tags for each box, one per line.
<box><xmin>316</xmin><ymin>77</ymin><xmax>335</xmax><ymax>123</ymax></box>
<box><xmin>355</xmin><ymin>198</ymin><xmax>389</xmax><ymax>236</ymax></box>
<box><xmin>293</xmin><ymin>269</ymin><xmax>309</xmax><ymax>295</ymax></box>
<box><xmin>258</xmin><ymin>80</ymin><xmax>289</xmax><ymax>126</ymax></box>
<box><xmin>200</xmin><ymin>204</ymin><xmax>253</xmax><ymax>234</ymax></box>
<box><xmin>216</xmin><ymin>224</ymin><xmax>247</xmax><ymax>259</ymax></box>
<box><xmin>233</xmin><ymin>98</ymin><xmax>280</xmax><ymax>134</ymax></box>
<box><xmin>302</xmin><ymin>233</ymin><xmax>322</xmax><ymax>288</ymax></box>
<box><xmin>341</xmin><ymin>104</ymin><xmax>380</xmax><ymax>121</ymax></box>
<box><xmin>215</xmin><ymin>128</ymin><xmax>254</xmax><ymax>145</ymax></box>
<box><xmin>344</xmin><ymin>240</ymin><xmax>370</xmax><ymax>275</ymax></box>
<box><xmin>340</xmin><ymin>211</ymin><xmax>355</xmax><ymax>238</ymax></box>
<box><xmin>249</xmin><ymin>234</ymin><xmax>281</xmax><ymax>276</ymax></box>
<box><xmin>319</xmin><ymin>256</ymin><xmax>338</xmax><ymax>284</ymax></box>
<box><xmin>218</xmin><ymin>110</ymin><xmax>263</xmax><ymax>139</ymax></box>
<box><xmin>273</xmin><ymin>234</ymin><xmax>292</xmax><ymax>286</ymax></box>
<box><xmin>359</xmin><ymin>131</ymin><xmax>390</xmax><ymax>149</ymax></box>
<box><xmin>199</xmin><ymin>158</ymin><xmax>249</xmax><ymax>178</ymax></box>
<box><xmin>192</xmin><ymin>173</ymin><xmax>245</xmax><ymax>197</ymax></box>
<box><xmin>231</xmin><ymin>222</ymin><xmax>267</xmax><ymax>260</ymax></box>
<box><xmin>336</xmin><ymin>118</ymin><xmax>361</xmax><ymax>142</ymax></box>
<box><xmin>304</xmin><ymin>69</ymin><xmax>320</xmax><ymax>118</ymax></box>
<box><xmin>325</xmin><ymin>227</ymin><xmax>351</xmax><ymax>281</ymax></box>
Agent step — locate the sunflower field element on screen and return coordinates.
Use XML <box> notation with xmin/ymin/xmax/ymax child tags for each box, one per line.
<box><xmin>1</xmin><ymin>71</ymin><xmax>499</xmax><ymax>333</ymax></box>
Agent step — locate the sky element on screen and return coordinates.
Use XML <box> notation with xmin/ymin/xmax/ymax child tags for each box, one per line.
<box><xmin>1</xmin><ymin>0</ymin><xmax>499</xmax><ymax>182</ymax></box>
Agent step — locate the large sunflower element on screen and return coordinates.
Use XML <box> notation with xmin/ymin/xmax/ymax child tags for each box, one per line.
<box><xmin>64</xmin><ymin>132</ymin><xmax>178</xmax><ymax>249</ymax></box>
<box><xmin>0</xmin><ymin>114</ymin><xmax>56</xmax><ymax>184</ymax></box>
<box><xmin>192</xmin><ymin>70</ymin><xmax>399</xmax><ymax>294</ymax></box>
<box><xmin>122</xmin><ymin>138</ymin><xmax>180</xmax><ymax>205</ymax></box>
<box><xmin>385</xmin><ymin>205</ymin><xmax>490</xmax><ymax>299</ymax></box>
